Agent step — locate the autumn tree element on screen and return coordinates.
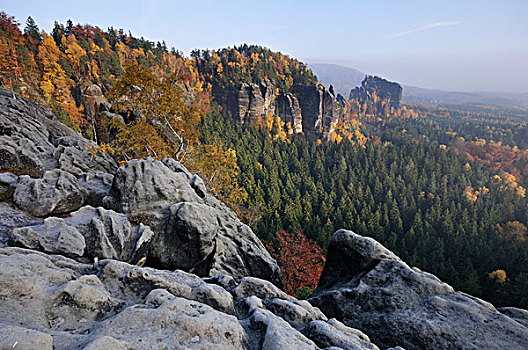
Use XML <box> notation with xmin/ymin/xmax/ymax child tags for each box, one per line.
<box><xmin>105</xmin><ymin>63</ymin><xmax>202</xmax><ymax>162</ymax></box>
<box><xmin>267</xmin><ymin>229</ymin><xmax>326</xmax><ymax>297</ymax></box>
<box><xmin>38</xmin><ymin>31</ymin><xmax>84</xmax><ymax>128</ymax></box>
<box><xmin>0</xmin><ymin>12</ymin><xmax>23</xmax><ymax>94</ymax></box>
<box><xmin>498</xmin><ymin>221</ymin><xmax>527</xmax><ymax>242</ymax></box>
<box><xmin>190</xmin><ymin>141</ymin><xmax>247</xmax><ymax>208</ymax></box>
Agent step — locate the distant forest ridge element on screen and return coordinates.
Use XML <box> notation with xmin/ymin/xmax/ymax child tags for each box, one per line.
<box><xmin>309</xmin><ymin>63</ymin><xmax>528</xmax><ymax>111</ymax></box>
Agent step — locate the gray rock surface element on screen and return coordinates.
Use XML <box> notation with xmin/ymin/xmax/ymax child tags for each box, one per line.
<box><xmin>13</xmin><ymin>169</ymin><xmax>85</xmax><ymax>217</ymax></box>
<box><xmin>0</xmin><ymin>89</ymin><xmax>117</xmax><ymax>175</ymax></box>
<box><xmin>243</xmin><ymin>307</ymin><xmax>318</xmax><ymax>350</ymax></box>
<box><xmin>310</xmin><ymin>229</ymin><xmax>528</xmax><ymax>350</ymax></box>
<box><xmin>8</xmin><ymin>206</ymin><xmax>153</xmax><ymax>264</ymax></box>
<box><xmin>212</xmin><ymin>80</ymin><xmax>337</xmax><ymax>138</ymax></box>
<box><xmin>265</xmin><ymin>298</ymin><xmax>327</xmax><ymax>329</ymax></box>
<box><xmin>82</xmin><ymin>336</ymin><xmax>126</xmax><ymax>350</ymax></box>
<box><xmin>104</xmin><ymin>157</ymin><xmax>283</xmax><ymax>287</ymax></box>
<box><xmin>103</xmin><ymin>157</ymin><xmax>202</xmax><ymax>214</ymax></box>
<box><xmin>0</xmin><ymin>247</ymin><xmax>382</xmax><ymax>349</ymax></box>
<box><xmin>65</xmin><ymin>206</ymin><xmax>153</xmax><ymax>263</ymax></box>
<box><xmin>76</xmin><ymin>172</ymin><xmax>114</xmax><ymax>207</ymax></box>
<box><xmin>301</xmin><ymin>319</ymin><xmax>379</xmax><ymax>350</ymax></box>
<box><xmin>9</xmin><ymin>217</ymin><xmax>86</xmax><ymax>257</ymax></box>
<box><xmin>0</xmin><ymin>202</ymin><xmax>42</xmax><ymax>247</ymax></box>
<box><xmin>0</xmin><ymin>324</ymin><xmax>53</xmax><ymax>350</ymax></box>
<box><xmin>499</xmin><ymin>306</ymin><xmax>528</xmax><ymax>327</ymax></box>
<box><xmin>234</xmin><ymin>276</ymin><xmax>291</xmax><ymax>301</ymax></box>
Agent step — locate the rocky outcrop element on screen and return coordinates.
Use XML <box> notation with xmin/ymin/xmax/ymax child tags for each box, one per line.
<box><xmin>212</xmin><ymin>81</ymin><xmax>337</xmax><ymax>138</ymax></box>
<box><xmin>0</xmin><ymin>247</ymin><xmax>379</xmax><ymax>350</ymax></box>
<box><xmin>81</xmin><ymin>84</ymin><xmax>107</xmax><ymax>121</ymax></box>
<box><xmin>0</xmin><ymin>88</ymin><xmax>117</xmax><ymax>176</ymax></box>
<box><xmin>310</xmin><ymin>229</ymin><xmax>528</xmax><ymax>350</ymax></box>
<box><xmin>9</xmin><ymin>217</ymin><xmax>86</xmax><ymax>257</ymax></box>
<box><xmin>0</xmin><ymin>202</ymin><xmax>42</xmax><ymax>247</ymax></box>
<box><xmin>103</xmin><ymin>157</ymin><xmax>283</xmax><ymax>287</ymax></box>
<box><xmin>8</xmin><ymin>205</ymin><xmax>153</xmax><ymax>264</ymax></box>
<box><xmin>13</xmin><ymin>169</ymin><xmax>85</xmax><ymax>217</ymax></box>
<box><xmin>293</xmin><ymin>83</ymin><xmax>340</xmax><ymax>138</ymax></box>
<box><xmin>349</xmin><ymin>76</ymin><xmax>403</xmax><ymax>109</ymax></box>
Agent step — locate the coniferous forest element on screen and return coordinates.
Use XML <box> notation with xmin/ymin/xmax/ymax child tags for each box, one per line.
<box><xmin>1</xmin><ymin>12</ymin><xmax>528</xmax><ymax>309</ymax></box>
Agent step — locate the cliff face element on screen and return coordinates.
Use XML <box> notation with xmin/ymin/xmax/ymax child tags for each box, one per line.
<box><xmin>349</xmin><ymin>75</ymin><xmax>403</xmax><ymax>109</ymax></box>
<box><xmin>293</xmin><ymin>83</ymin><xmax>340</xmax><ymax>138</ymax></box>
<box><xmin>212</xmin><ymin>81</ymin><xmax>338</xmax><ymax>138</ymax></box>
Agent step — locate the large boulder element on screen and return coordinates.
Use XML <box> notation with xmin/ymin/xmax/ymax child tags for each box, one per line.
<box><xmin>65</xmin><ymin>206</ymin><xmax>153</xmax><ymax>263</ymax></box>
<box><xmin>7</xmin><ymin>206</ymin><xmax>154</xmax><ymax>264</ymax></box>
<box><xmin>103</xmin><ymin>157</ymin><xmax>202</xmax><ymax>214</ymax></box>
<box><xmin>13</xmin><ymin>169</ymin><xmax>85</xmax><ymax>217</ymax></box>
<box><xmin>9</xmin><ymin>217</ymin><xmax>86</xmax><ymax>257</ymax></box>
<box><xmin>104</xmin><ymin>157</ymin><xmax>283</xmax><ymax>287</ymax></box>
<box><xmin>310</xmin><ymin>229</ymin><xmax>528</xmax><ymax>350</ymax></box>
<box><xmin>0</xmin><ymin>202</ymin><xmax>42</xmax><ymax>247</ymax></box>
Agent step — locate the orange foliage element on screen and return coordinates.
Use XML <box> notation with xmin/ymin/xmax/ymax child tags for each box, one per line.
<box><xmin>489</xmin><ymin>269</ymin><xmax>507</xmax><ymax>284</ymax></box>
<box><xmin>266</xmin><ymin>229</ymin><xmax>326</xmax><ymax>297</ymax></box>
<box><xmin>451</xmin><ymin>138</ymin><xmax>528</xmax><ymax>186</ymax></box>
<box><xmin>498</xmin><ymin>221</ymin><xmax>528</xmax><ymax>243</ymax></box>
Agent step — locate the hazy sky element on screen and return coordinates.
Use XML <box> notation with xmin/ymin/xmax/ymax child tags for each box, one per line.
<box><xmin>3</xmin><ymin>0</ymin><xmax>527</xmax><ymax>93</ymax></box>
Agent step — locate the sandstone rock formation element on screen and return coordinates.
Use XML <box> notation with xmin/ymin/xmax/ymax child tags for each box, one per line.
<box><xmin>293</xmin><ymin>83</ymin><xmax>340</xmax><ymax>138</ymax></box>
<box><xmin>0</xmin><ymin>88</ymin><xmax>117</xmax><ymax>176</ymax></box>
<box><xmin>81</xmin><ymin>84</ymin><xmax>107</xmax><ymax>121</ymax></box>
<box><xmin>13</xmin><ymin>169</ymin><xmax>85</xmax><ymax>217</ymax></box>
<box><xmin>103</xmin><ymin>157</ymin><xmax>283</xmax><ymax>287</ymax></box>
<box><xmin>349</xmin><ymin>76</ymin><xmax>403</xmax><ymax>109</ymax></box>
<box><xmin>310</xmin><ymin>229</ymin><xmax>528</xmax><ymax>350</ymax></box>
<box><xmin>212</xmin><ymin>81</ymin><xmax>338</xmax><ymax>138</ymax></box>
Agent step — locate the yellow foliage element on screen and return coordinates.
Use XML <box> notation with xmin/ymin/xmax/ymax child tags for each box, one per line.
<box><xmin>498</xmin><ymin>221</ymin><xmax>527</xmax><ymax>242</ymax></box>
<box><xmin>489</xmin><ymin>269</ymin><xmax>507</xmax><ymax>284</ymax></box>
<box><xmin>497</xmin><ymin>172</ymin><xmax>526</xmax><ymax>198</ymax></box>
<box><xmin>475</xmin><ymin>138</ymin><xmax>486</xmax><ymax>146</ymax></box>
<box><xmin>190</xmin><ymin>142</ymin><xmax>247</xmax><ymax>208</ymax></box>
<box><xmin>463</xmin><ymin>186</ymin><xmax>478</xmax><ymax>203</ymax></box>
<box><xmin>106</xmin><ymin>63</ymin><xmax>202</xmax><ymax>162</ymax></box>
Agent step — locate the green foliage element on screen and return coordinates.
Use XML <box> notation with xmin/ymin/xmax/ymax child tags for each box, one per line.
<box><xmin>294</xmin><ymin>287</ymin><xmax>314</xmax><ymax>300</ymax></box>
<box><xmin>205</xmin><ymin>103</ymin><xmax>528</xmax><ymax>309</ymax></box>
<box><xmin>192</xmin><ymin>44</ymin><xmax>317</xmax><ymax>93</ymax></box>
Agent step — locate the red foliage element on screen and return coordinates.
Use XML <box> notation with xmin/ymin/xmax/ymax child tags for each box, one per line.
<box><xmin>451</xmin><ymin>140</ymin><xmax>528</xmax><ymax>183</ymax></box>
<box><xmin>267</xmin><ymin>229</ymin><xmax>326</xmax><ymax>297</ymax></box>
<box><xmin>0</xmin><ymin>12</ymin><xmax>24</xmax><ymax>43</ymax></box>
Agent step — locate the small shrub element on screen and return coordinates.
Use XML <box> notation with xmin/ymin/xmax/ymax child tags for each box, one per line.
<box><xmin>128</xmin><ymin>212</ymin><xmax>150</xmax><ymax>226</ymax></box>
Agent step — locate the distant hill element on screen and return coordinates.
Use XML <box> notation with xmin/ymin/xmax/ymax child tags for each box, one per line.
<box><xmin>308</xmin><ymin>63</ymin><xmax>364</xmax><ymax>97</ymax></box>
<box><xmin>403</xmin><ymin>86</ymin><xmax>528</xmax><ymax>110</ymax></box>
<box><xmin>309</xmin><ymin>63</ymin><xmax>528</xmax><ymax>110</ymax></box>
